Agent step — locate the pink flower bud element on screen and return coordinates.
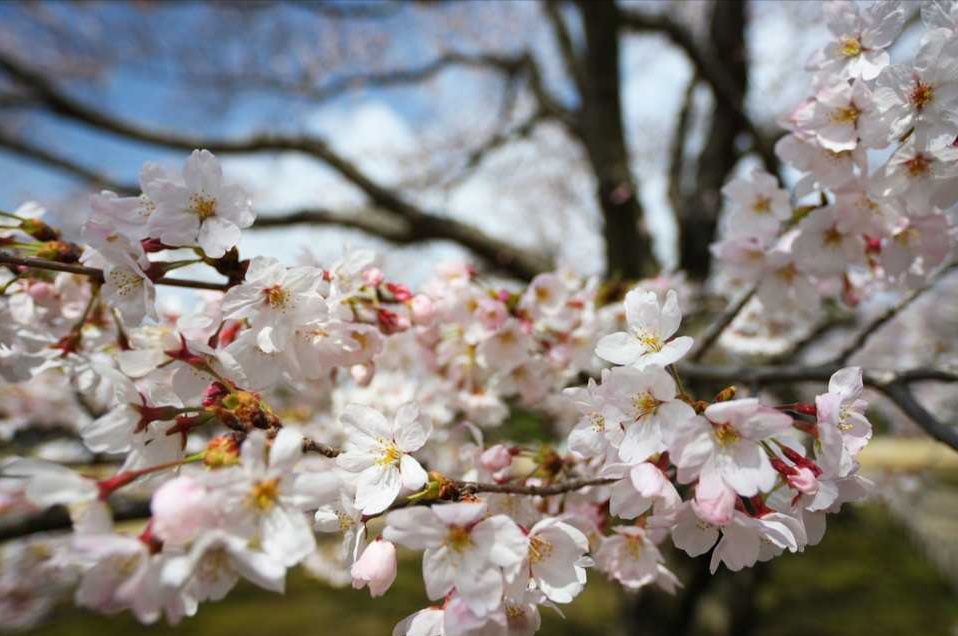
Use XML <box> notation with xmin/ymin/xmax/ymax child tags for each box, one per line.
<box><xmin>362</xmin><ymin>268</ymin><xmax>384</xmax><ymax>287</ymax></box>
<box><xmin>351</xmin><ymin>539</ymin><xmax>397</xmax><ymax>597</ymax></box>
<box><xmin>377</xmin><ymin>308</ymin><xmax>410</xmax><ymax>334</ymax></box>
<box><xmin>27</xmin><ymin>282</ymin><xmax>54</xmax><ymax>302</ymax></box>
<box><xmin>409</xmin><ymin>294</ymin><xmax>435</xmax><ymax>325</ymax></box>
<box><xmin>150</xmin><ymin>476</ymin><xmax>212</xmax><ymax>545</ymax></box>
<box><xmin>479</xmin><ymin>444</ymin><xmax>512</xmax><ymax>472</ymax></box>
<box><xmin>692</xmin><ymin>479</ymin><xmax>736</xmax><ymax>526</ymax></box>
<box><xmin>786</xmin><ymin>467</ymin><xmax>820</xmax><ymax>497</ymax></box>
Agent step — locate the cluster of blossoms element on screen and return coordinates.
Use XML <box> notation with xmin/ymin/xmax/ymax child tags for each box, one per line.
<box><xmin>0</xmin><ymin>1</ymin><xmax>952</xmax><ymax>633</ymax></box>
<box><xmin>711</xmin><ymin>0</ymin><xmax>957</xmax><ymax>345</ymax></box>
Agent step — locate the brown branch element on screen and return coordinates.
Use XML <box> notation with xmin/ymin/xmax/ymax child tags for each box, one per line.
<box><xmin>667</xmin><ymin>74</ymin><xmax>697</xmax><ymax>214</ymax></box>
<box><xmin>577</xmin><ymin>0</ymin><xmax>657</xmax><ymax>279</ymax></box>
<box><xmin>0</xmin><ymin>498</ymin><xmax>150</xmax><ymax>543</ymax></box>
<box><xmin>689</xmin><ymin>286</ymin><xmax>755</xmax><ymax>362</ymax></box>
<box><xmin>619</xmin><ymin>8</ymin><xmax>777</xmax><ymax>173</ymax></box>
<box><xmin>0</xmin><ymin>131</ymin><xmax>137</xmax><ymax>194</ymax></box>
<box><xmin>877</xmin><ymin>380</ymin><xmax>958</xmax><ymax>450</ymax></box>
<box><xmin>0</xmin><ymin>252</ymin><xmax>230</xmax><ymax>292</ymax></box>
<box><xmin>680</xmin><ymin>361</ymin><xmax>958</xmax><ymax>451</ymax></box>
<box><xmin>544</xmin><ymin>1</ymin><xmax>586</xmax><ymax>97</ymax></box>
<box><xmin>0</xmin><ymin>53</ymin><xmax>550</xmax><ymax>280</ymax></box>
<box><xmin>835</xmin><ymin>262</ymin><xmax>957</xmax><ymax>364</ymax></box>
<box><xmin>302</xmin><ymin>437</ymin><xmax>340</xmax><ymax>459</ymax></box>
<box><xmin>454</xmin><ymin>476</ymin><xmax>614</xmax><ymax>496</ymax></box>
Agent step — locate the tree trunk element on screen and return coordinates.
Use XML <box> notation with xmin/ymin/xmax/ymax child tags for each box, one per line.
<box><xmin>678</xmin><ymin>0</ymin><xmax>748</xmax><ymax>280</ymax></box>
<box><xmin>577</xmin><ymin>0</ymin><xmax>657</xmax><ymax>281</ymax></box>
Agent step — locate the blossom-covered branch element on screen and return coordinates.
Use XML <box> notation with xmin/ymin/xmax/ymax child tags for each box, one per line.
<box><xmin>1</xmin><ymin>3</ymin><xmax>957</xmax><ymax>635</ymax></box>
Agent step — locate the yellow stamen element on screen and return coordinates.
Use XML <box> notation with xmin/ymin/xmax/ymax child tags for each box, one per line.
<box><xmin>713</xmin><ymin>421</ymin><xmax>740</xmax><ymax>447</ymax></box>
<box><xmin>248</xmin><ymin>478</ymin><xmax>280</xmax><ymax>511</ymax></box>
<box><xmin>752</xmin><ymin>195</ymin><xmax>772</xmax><ymax>214</ymax></box>
<box><xmin>190</xmin><ymin>194</ymin><xmax>218</xmax><ymax>220</ymax></box>
<box><xmin>529</xmin><ymin>534</ymin><xmax>554</xmax><ymax>564</ymax></box>
<box><xmin>447</xmin><ymin>526</ymin><xmax>473</xmax><ymax>552</ymax></box>
<box><xmin>839</xmin><ymin>37</ymin><xmax>862</xmax><ymax>57</ymax></box>
<box><xmin>830</xmin><ymin>104</ymin><xmax>860</xmax><ymax>124</ymax></box>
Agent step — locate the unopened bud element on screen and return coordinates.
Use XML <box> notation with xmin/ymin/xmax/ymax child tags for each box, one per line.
<box><xmin>204</xmin><ymin>435</ymin><xmax>240</xmax><ymax>468</ymax></box>
<box><xmin>714</xmin><ymin>386</ymin><xmax>737</xmax><ymax>402</ymax></box>
<box><xmin>19</xmin><ymin>218</ymin><xmax>59</xmax><ymax>241</ymax></box>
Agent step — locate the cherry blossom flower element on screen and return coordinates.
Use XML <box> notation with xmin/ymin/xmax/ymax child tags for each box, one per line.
<box><xmin>512</xmin><ymin>517</ymin><xmax>590</xmax><ymax>604</ymax></box>
<box><xmin>602</xmin><ymin>365</ymin><xmax>696</xmax><ymax>464</ymax></box>
<box><xmin>161</xmin><ymin>529</ymin><xmax>286</xmax><ymax>601</ymax></box>
<box><xmin>594</xmin><ymin>526</ymin><xmax>676</xmax><ymax>592</ymax></box>
<box><xmin>595</xmin><ymin>289</ymin><xmax>693</xmax><ymax>369</ymax></box>
<box><xmin>220</xmin><ymin>257</ymin><xmax>326</xmax><ymax>352</ymax></box>
<box><xmin>873</xmin><ymin>34</ymin><xmax>958</xmax><ymax>142</ymax></box>
<box><xmin>806</xmin><ymin>0</ymin><xmax>905</xmax><ymax>81</ymax></box>
<box><xmin>796</xmin><ymin>79</ymin><xmax>888</xmax><ymax>151</ymax></box>
<box><xmin>336</xmin><ymin>403</ymin><xmax>432</xmax><ymax>515</ymax></box>
<box><xmin>383</xmin><ymin>502</ymin><xmax>527</xmax><ymax>616</ymax></box>
<box><xmin>228</xmin><ymin>429</ymin><xmax>340</xmax><ymax>567</ymax></box>
<box><xmin>145</xmin><ymin>150</ymin><xmax>254</xmax><ymax>258</ymax></box>
<box><xmin>721</xmin><ymin>169</ymin><xmax>792</xmax><ymax>239</ymax></box>
<box><xmin>815</xmin><ymin>367</ymin><xmax>873</xmax><ymax>477</ymax></box>
<box><xmin>670</xmin><ymin>399</ymin><xmax>793</xmax><ymax>497</ymax></box>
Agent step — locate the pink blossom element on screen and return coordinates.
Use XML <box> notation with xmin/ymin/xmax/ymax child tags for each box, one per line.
<box><xmin>150</xmin><ymin>475</ymin><xmax>213</xmax><ymax>546</ymax></box>
<box><xmin>351</xmin><ymin>539</ymin><xmax>398</xmax><ymax>598</ymax></box>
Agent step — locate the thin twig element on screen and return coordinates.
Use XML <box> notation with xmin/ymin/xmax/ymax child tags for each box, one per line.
<box><xmin>454</xmin><ymin>476</ymin><xmax>614</xmax><ymax>497</ymax></box>
<box><xmin>0</xmin><ymin>252</ymin><xmax>230</xmax><ymax>291</ymax></box>
<box><xmin>689</xmin><ymin>286</ymin><xmax>755</xmax><ymax>362</ymax></box>
<box><xmin>835</xmin><ymin>262</ymin><xmax>957</xmax><ymax>364</ymax></box>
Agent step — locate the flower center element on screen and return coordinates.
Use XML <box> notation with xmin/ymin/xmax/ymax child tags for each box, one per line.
<box><xmin>909</xmin><ymin>80</ymin><xmax>934</xmax><ymax>111</ymax></box>
<box><xmin>588</xmin><ymin>411</ymin><xmax>605</xmax><ymax>432</ymax></box>
<box><xmin>894</xmin><ymin>227</ymin><xmax>919</xmax><ymax>246</ymax></box>
<box><xmin>198</xmin><ymin>547</ymin><xmax>234</xmax><ymax>584</ymax></box>
<box><xmin>634</xmin><ymin>331</ymin><xmax>663</xmax><ymax>352</ymax></box>
<box><xmin>190</xmin><ymin>194</ymin><xmax>218</xmax><ymax>220</ymax></box>
<box><xmin>830</xmin><ymin>104</ymin><xmax>860</xmax><ymax>124</ymax></box>
<box><xmin>624</xmin><ymin>535</ymin><xmax>644</xmax><ymax>560</ymax></box>
<box><xmin>776</xmin><ymin>263</ymin><xmax>797</xmax><ymax>284</ymax></box>
<box><xmin>712</xmin><ymin>421</ymin><xmax>740</xmax><ymax>447</ymax></box>
<box><xmin>106</xmin><ymin>268</ymin><xmax>143</xmax><ymax>296</ymax></box>
<box><xmin>376</xmin><ymin>441</ymin><xmax>402</xmax><ymax>467</ymax></box>
<box><xmin>528</xmin><ymin>534</ymin><xmax>554</xmax><ymax>564</ymax></box>
<box><xmin>336</xmin><ymin>511</ymin><xmax>356</xmax><ymax>531</ymax></box>
<box><xmin>752</xmin><ymin>195</ymin><xmax>772</xmax><ymax>214</ymax></box>
<box><xmin>249</xmin><ymin>478</ymin><xmax>280</xmax><ymax>511</ymax></box>
<box><xmin>447</xmin><ymin>526</ymin><xmax>473</xmax><ymax>552</ymax></box>
<box><xmin>905</xmin><ymin>154</ymin><xmax>931</xmax><ymax>177</ymax></box>
<box><xmin>633</xmin><ymin>392</ymin><xmax>661</xmax><ymax>419</ymax></box>
<box><xmin>263</xmin><ymin>285</ymin><xmax>290</xmax><ymax>309</ymax></box>
<box><xmin>822</xmin><ymin>226</ymin><xmax>843</xmax><ymax>247</ymax></box>
<box><xmin>839</xmin><ymin>36</ymin><xmax>862</xmax><ymax>57</ymax></box>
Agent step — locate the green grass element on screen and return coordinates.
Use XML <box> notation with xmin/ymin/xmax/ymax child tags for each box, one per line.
<box><xmin>23</xmin><ymin>505</ymin><xmax>957</xmax><ymax>636</ymax></box>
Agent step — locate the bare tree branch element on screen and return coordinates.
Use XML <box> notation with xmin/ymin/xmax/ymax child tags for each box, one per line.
<box><xmin>0</xmin><ymin>498</ymin><xmax>150</xmax><ymax>543</ymax></box>
<box><xmin>619</xmin><ymin>7</ymin><xmax>778</xmax><ymax>173</ymax></box>
<box><xmin>681</xmin><ymin>361</ymin><xmax>958</xmax><ymax>451</ymax></box>
<box><xmin>689</xmin><ymin>286</ymin><xmax>756</xmax><ymax>362</ymax></box>
<box><xmin>0</xmin><ymin>53</ymin><xmax>550</xmax><ymax>280</ymax></box>
<box><xmin>0</xmin><ymin>131</ymin><xmax>136</xmax><ymax>195</ymax></box>
<box><xmin>667</xmin><ymin>75</ymin><xmax>697</xmax><ymax>214</ymax></box>
<box><xmin>576</xmin><ymin>0</ymin><xmax>657</xmax><ymax>280</ymax></box>
<box><xmin>543</xmin><ymin>1</ymin><xmax>586</xmax><ymax>98</ymax></box>
<box><xmin>835</xmin><ymin>262</ymin><xmax>958</xmax><ymax>364</ymax></box>
<box><xmin>0</xmin><ymin>252</ymin><xmax>230</xmax><ymax>292</ymax></box>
